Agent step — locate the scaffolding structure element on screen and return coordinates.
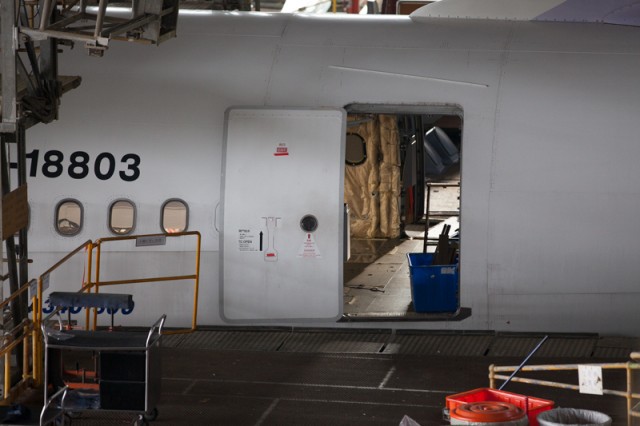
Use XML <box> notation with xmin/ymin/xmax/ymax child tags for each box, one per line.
<box><xmin>0</xmin><ymin>0</ymin><xmax>177</xmax><ymax>401</ymax></box>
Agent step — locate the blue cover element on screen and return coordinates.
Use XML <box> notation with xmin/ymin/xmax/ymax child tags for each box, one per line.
<box><xmin>49</xmin><ymin>291</ymin><xmax>134</xmax><ymax>310</ymax></box>
<box><xmin>407</xmin><ymin>253</ymin><xmax>459</xmax><ymax>313</ymax></box>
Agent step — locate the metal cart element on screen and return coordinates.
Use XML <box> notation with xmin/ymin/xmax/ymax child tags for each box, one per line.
<box><xmin>40</xmin><ymin>292</ymin><xmax>166</xmax><ymax>426</ymax></box>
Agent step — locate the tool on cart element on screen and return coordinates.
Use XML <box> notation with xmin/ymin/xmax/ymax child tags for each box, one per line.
<box><xmin>499</xmin><ymin>335</ymin><xmax>549</xmax><ymax>390</ymax></box>
<box><xmin>432</xmin><ymin>224</ymin><xmax>457</xmax><ymax>265</ymax></box>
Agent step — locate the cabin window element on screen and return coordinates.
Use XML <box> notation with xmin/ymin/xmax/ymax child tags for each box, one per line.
<box><xmin>345</xmin><ymin>133</ymin><xmax>367</xmax><ymax>166</ymax></box>
<box><xmin>109</xmin><ymin>199</ymin><xmax>136</xmax><ymax>235</ymax></box>
<box><xmin>161</xmin><ymin>199</ymin><xmax>188</xmax><ymax>233</ymax></box>
<box><xmin>55</xmin><ymin>199</ymin><xmax>83</xmax><ymax>236</ymax></box>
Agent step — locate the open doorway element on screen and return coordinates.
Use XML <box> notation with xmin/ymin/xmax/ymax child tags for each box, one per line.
<box><xmin>342</xmin><ymin>105</ymin><xmax>468</xmax><ymax>321</ymax></box>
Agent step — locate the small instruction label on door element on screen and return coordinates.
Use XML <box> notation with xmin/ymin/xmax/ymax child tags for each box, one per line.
<box><xmin>274</xmin><ymin>143</ymin><xmax>289</xmax><ymax>156</ymax></box>
<box><xmin>238</xmin><ymin>228</ymin><xmax>259</xmax><ymax>251</ymax></box>
<box><xmin>298</xmin><ymin>233</ymin><xmax>322</xmax><ymax>258</ymax></box>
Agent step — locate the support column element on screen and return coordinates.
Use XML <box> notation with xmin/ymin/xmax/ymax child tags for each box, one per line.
<box><xmin>414</xmin><ymin>115</ymin><xmax>426</xmax><ymax>223</ymax></box>
<box><xmin>1</xmin><ymin>0</ymin><xmax>17</xmax><ymax>133</ymax></box>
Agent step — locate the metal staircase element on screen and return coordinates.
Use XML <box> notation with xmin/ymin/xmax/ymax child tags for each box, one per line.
<box><xmin>0</xmin><ymin>0</ymin><xmax>178</xmax><ymax>404</ymax></box>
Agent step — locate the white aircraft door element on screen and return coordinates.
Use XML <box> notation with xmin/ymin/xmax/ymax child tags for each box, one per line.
<box><xmin>220</xmin><ymin>108</ymin><xmax>345</xmax><ymax>323</ymax></box>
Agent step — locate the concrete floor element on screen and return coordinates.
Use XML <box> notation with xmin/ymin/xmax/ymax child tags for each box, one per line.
<box><xmin>19</xmin><ymin>329</ymin><xmax>636</xmax><ymax>425</ymax></box>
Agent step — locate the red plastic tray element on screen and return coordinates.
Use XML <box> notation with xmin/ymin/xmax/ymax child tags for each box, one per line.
<box><xmin>446</xmin><ymin>388</ymin><xmax>554</xmax><ymax>426</ymax></box>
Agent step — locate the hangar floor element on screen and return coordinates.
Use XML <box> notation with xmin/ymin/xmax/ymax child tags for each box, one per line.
<box><xmin>17</xmin><ymin>329</ymin><xmax>637</xmax><ymax>425</ymax></box>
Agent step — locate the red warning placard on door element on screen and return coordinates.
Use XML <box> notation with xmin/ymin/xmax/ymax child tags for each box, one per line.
<box><xmin>274</xmin><ymin>143</ymin><xmax>289</xmax><ymax>156</ymax></box>
<box><xmin>297</xmin><ymin>233</ymin><xmax>322</xmax><ymax>258</ymax></box>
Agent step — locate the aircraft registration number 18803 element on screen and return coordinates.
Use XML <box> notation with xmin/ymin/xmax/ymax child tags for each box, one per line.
<box><xmin>9</xmin><ymin>149</ymin><xmax>141</xmax><ymax>182</ymax></box>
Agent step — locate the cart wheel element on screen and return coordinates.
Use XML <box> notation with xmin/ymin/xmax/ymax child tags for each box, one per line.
<box><xmin>55</xmin><ymin>416</ymin><xmax>70</xmax><ymax>426</ymax></box>
<box><xmin>144</xmin><ymin>408</ymin><xmax>158</xmax><ymax>421</ymax></box>
<box><xmin>133</xmin><ymin>414</ymin><xmax>149</xmax><ymax>426</ymax></box>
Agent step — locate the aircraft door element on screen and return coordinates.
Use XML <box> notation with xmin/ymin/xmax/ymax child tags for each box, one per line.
<box><xmin>220</xmin><ymin>108</ymin><xmax>345</xmax><ymax>323</ymax></box>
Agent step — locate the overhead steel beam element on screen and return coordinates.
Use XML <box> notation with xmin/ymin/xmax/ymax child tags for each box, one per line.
<box><xmin>25</xmin><ymin>0</ymin><xmax>178</xmax><ymax>55</ymax></box>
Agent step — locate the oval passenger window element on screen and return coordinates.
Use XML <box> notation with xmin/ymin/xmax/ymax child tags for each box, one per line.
<box><xmin>56</xmin><ymin>200</ymin><xmax>83</xmax><ymax>236</ymax></box>
<box><xmin>162</xmin><ymin>199</ymin><xmax>188</xmax><ymax>233</ymax></box>
<box><xmin>109</xmin><ymin>199</ymin><xmax>136</xmax><ymax>235</ymax></box>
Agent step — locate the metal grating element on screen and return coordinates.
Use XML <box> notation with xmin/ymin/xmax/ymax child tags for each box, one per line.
<box><xmin>161</xmin><ymin>333</ymin><xmax>187</xmax><ymax>348</ymax></box>
<box><xmin>592</xmin><ymin>337</ymin><xmax>640</xmax><ymax>359</ymax></box>
<box><xmin>278</xmin><ymin>332</ymin><xmax>389</xmax><ymax>353</ymax></box>
<box><xmin>383</xmin><ymin>334</ymin><xmax>492</xmax><ymax>356</ymax></box>
<box><xmin>165</xmin><ymin>330</ymin><xmax>639</xmax><ymax>360</ymax></box>
<box><xmin>531</xmin><ymin>338</ymin><xmax>597</xmax><ymax>358</ymax></box>
<box><xmin>592</xmin><ymin>346</ymin><xmax>632</xmax><ymax>359</ymax></box>
<box><xmin>173</xmin><ymin>330</ymin><xmax>290</xmax><ymax>351</ymax></box>
<box><xmin>486</xmin><ymin>336</ymin><xmax>547</xmax><ymax>357</ymax></box>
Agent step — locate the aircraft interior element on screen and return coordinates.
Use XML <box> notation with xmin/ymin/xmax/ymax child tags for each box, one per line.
<box><xmin>342</xmin><ymin>109</ymin><xmax>467</xmax><ymax>322</ymax></box>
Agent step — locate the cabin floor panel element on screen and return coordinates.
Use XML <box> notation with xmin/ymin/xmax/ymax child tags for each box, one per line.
<box><xmin>344</xmin><ymin>237</ymin><xmax>456</xmax><ymax>320</ymax></box>
<box><xmin>365</xmin><ymin>292</ymin><xmax>413</xmax><ymax>313</ymax></box>
<box><xmin>345</xmin><ymin>262</ymin><xmax>401</xmax><ymax>291</ymax></box>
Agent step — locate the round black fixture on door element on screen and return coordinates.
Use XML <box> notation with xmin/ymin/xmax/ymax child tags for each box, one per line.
<box><xmin>300</xmin><ymin>215</ymin><xmax>318</xmax><ymax>232</ymax></box>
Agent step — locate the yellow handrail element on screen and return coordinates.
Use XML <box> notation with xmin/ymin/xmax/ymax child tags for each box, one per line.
<box><xmin>489</xmin><ymin>359</ymin><xmax>640</xmax><ymax>425</ymax></box>
<box><xmin>87</xmin><ymin>231</ymin><xmax>201</xmax><ymax>334</ymax></box>
<box><xmin>0</xmin><ymin>280</ymin><xmax>31</xmax><ymax>311</ymax></box>
<box><xmin>0</xmin><ymin>279</ymin><xmax>41</xmax><ymax>400</ymax></box>
<box><xmin>0</xmin><ymin>233</ymin><xmax>200</xmax><ymax>403</ymax></box>
<box><xmin>33</xmin><ymin>240</ymin><xmax>94</xmax><ymax>387</ymax></box>
<box><xmin>37</xmin><ymin>240</ymin><xmax>94</xmax><ymax>327</ymax></box>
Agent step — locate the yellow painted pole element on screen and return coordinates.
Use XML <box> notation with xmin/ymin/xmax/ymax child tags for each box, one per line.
<box><xmin>32</xmin><ymin>319</ymin><xmax>38</xmax><ymax>384</ymax></box>
<box><xmin>627</xmin><ymin>362</ymin><xmax>633</xmax><ymax>426</ymax></box>
<box><xmin>22</xmin><ymin>325</ymin><xmax>29</xmax><ymax>381</ymax></box>
<box><xmin>192</xmin><ymin>232</ymin><xmax>201</xmax><ymax>332</ymax></box>
<box><xmin>488</xmin><ymin>364</ymin><xmax>495</xmax><ymax>389</ymax></box>
<box><xmin>93</xmin><ymin>243</ymin><xmax>102</xmax><ymax>331</ymax></box>
<box><xmin>4</xmin><ymin>349</ymin><xmax>11</xmax><ymax>399</ymax></box>
<box><xmin>85</xmin><ymin>242</ymin><xmax>94</xmax><ymax>330</ymax></box>
<box><xmin>36</xmin><ymin>279</ymin><xmax>43</xmax><ymax>385</ymax></box>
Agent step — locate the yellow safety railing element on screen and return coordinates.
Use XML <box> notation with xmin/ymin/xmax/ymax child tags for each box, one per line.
<box><xmin>35</xmin><ymin>239</ymin><xmax>94</xmax><ymax>384</ymax></box>
<box><xmin>0</xmin><ymin>232</ymin><xmax>200</xmax><ymax>402</ymax></box>
<box><xmin>87</xmin><ymin>231</ymin><xmax>201</xmax><ymax>334</ymax></box>
<box><xmin>0</xmin><ymin>279</ymin><xmax>40</xmax><ymax>400</ymax></box>
<box><xmin>489</xmin><ymin>358</ymin><xmax>640</xmax><ymax>425</ymax></box>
